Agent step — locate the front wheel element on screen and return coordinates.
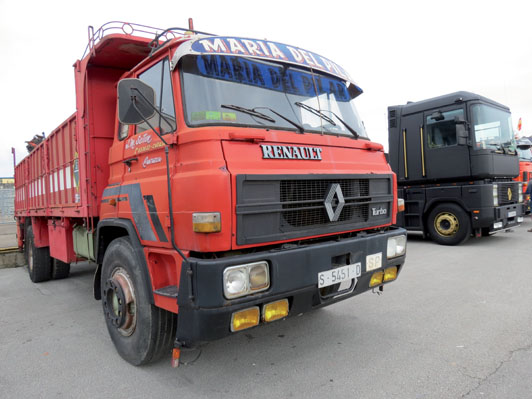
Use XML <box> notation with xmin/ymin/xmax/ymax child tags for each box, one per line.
<box><xmin>427</xmin><ymin>203</ymin><xmax>471</xmax><ymax>245</ymax></box>
<box><xmin>101</xmin><ymin>237</ymin><xmax>176</xmax><ymax>365</ymax></box>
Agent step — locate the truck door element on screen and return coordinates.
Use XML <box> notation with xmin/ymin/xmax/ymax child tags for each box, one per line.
<box><xmin>423</xmin><ymin>107</ymin><xmax>470</xmax><ymax>180</ymax></box>
<box><xmin>400</xmin><ymin>112</ymin><xmax>425</xmax><ymax>182</ymax></box>
<box><xmin>117</xmin><ymin>57</ymin><xmax>176</xmax><ymax>244</ymax></box>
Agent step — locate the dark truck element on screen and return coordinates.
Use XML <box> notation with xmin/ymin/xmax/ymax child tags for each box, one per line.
<box><xmin>388</xmin><ymin>91</ymin><xmax>524</xmax><ymax>245</ymax></box>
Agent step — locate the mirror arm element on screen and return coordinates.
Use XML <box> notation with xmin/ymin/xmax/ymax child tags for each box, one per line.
<box><xmin>131</xmin><ymin>93</ymin><xmax>169</xmax><ymax>146</ymax></box>
<box><xmin>130</xmin><ymin>87</ymin><xmax>175</xmax><ymax>145</ymax></box>
<box><xmin>129</xmin><ymin>89</ymin><xmax>187</xmax><ymax>265</ymax></box>
<box><xmin>133</xmin><ymin>88</ymin><xmax>175</xmax><ymax>131</ymax></box>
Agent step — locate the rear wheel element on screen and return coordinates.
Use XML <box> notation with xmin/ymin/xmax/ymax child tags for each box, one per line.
<box><xmin>26</xmin><ymin>226</ymin><xmax>52</xmax><ymax>283</ymax></box>
<box><xmin>427</xmin><ymin>203</ymin><xmax>471</xmax><ymax>245</ymax></box>
<box><xmin>101</xmin><ymin>237</ymin><xmax>176</xmax><ymax>365</ymax></box>
<box><xmin>52</xmin><ymin>258</ymin><xmax>71</xmax><ymax>279</ymax></box>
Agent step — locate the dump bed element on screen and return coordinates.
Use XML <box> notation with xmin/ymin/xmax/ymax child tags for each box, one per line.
<box><xmin>15</xmin><ymin>114</ymin><xmax>80</xmax><ymax>216</ymax></box>
<box><xmin>14</xmin><ymin>23</ymin><xmax>159</xmax><ymax>219</ymax></box>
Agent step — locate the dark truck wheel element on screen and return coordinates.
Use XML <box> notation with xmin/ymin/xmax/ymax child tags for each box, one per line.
<box><xmin>26</xmin><ymin>226</ymin><xmax>52</xmax><ymax>283</ymax></box>
<box><xmin>427</xmin><ymin>203</ymin><xmax>471</xmax><ymax>245</ymax></box>
<box><xmin>101</xmin><ymin>237</ymin><xmax>176</xmax><ymax>366</ymax></box>
<box><xmin>52</xmin><ymin>258</ymin><xmax>71</xmax><ymax>279</ymax></box>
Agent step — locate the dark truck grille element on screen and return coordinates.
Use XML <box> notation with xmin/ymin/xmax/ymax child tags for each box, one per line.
<box><xmin>498</xmin><ymin>182</ymin><xmax>520</xmax><ymax>205</ymax></box>
<box><xmin>236</xmin><ymin>174</ymin><xmax>394</xmax><ymax>245</ymax></box>
<box><xmin>280</xmin><ymin>179</ymin><xmax>369</xmax><ymax>227</ymax></box>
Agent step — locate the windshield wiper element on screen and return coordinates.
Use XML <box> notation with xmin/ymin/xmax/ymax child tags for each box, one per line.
<box><xmin>221</xmin><ymin>104</ymin><xmax>275</xmax><ymax>123</ymax></box>
<box><xmin>295</xmin><ymin>102</ymin><xmax>336</xmax><ymax>126</ymax></box>
<box><xmin>327</xmin><ymin>110</ymin><xmax>360</xmax><ymax>139</ymax></box>
<box><xmin>295</xmin><ymin>102</ymin><xmax>360</xmax><ymax>139</ymax></box>
<box><xmin>253</xmin><ymin>106</ymin><xmax>304</xmax><ymax>133</ymax></box>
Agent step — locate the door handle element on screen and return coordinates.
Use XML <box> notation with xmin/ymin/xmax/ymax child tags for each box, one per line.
<box><xmin>123</xmin><ymin>157</ymin><xmax>138</xmax><ymax>167</ymax></box>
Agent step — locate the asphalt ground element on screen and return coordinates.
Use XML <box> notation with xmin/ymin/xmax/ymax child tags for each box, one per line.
<box><xmin>1</xmin><ymin>218</ymin><xmax>532</xmax><ymax>398</ymax></box>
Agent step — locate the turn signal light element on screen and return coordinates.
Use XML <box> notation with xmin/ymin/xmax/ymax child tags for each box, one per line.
<box><xmin>231</xmin><ymin>307</ymin><xmax>260</xmax><ymax>332</ymax></box>
<box><xmin>397</xmin><ymin>198</ymin><xmax>405</xmax><ymax>213</ymax></box>
<box><xmin>263</xmin><ymin>299</ymin><xmax>289</xmax><ymax>322</ymax></box>
<box><xmin>193</xmin><ymin>212</ymin><xmax>221</xmax><ymax>233</ymax></box>
<box><xmin>369</xmin><ymin>271</ymin><xmax>384</xmax><ymax>287</ymax></box>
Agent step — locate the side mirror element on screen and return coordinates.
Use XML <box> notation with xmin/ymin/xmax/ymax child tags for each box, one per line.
<box><xmin>117</xmin><ymin>79</ymin><xmax>156</xmax><ymax>125</ymax></box>
<box><xmin>456</xmin><ymin>123</ymin><xmax>469</xmax><ymax>145</ymax></box>
<box><xmin>430</xmin><ymin>111</ymin><xmax>444</xmax><ymax>121</ymax></box>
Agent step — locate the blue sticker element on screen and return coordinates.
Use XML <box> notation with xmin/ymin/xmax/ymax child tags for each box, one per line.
<box><xmin>196</xmin><ymin>55</ymin><xmax>350</xmax><ymax>101</ymax></box>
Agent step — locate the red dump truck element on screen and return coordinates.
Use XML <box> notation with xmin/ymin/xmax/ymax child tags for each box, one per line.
<box><xmin>14</xmin><ymin>22</ymin><xmax>406</xmax><ymax>366</ymax></box>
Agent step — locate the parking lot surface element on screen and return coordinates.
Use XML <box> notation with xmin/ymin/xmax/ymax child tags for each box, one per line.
<box><xmin>1</xmin><ymin>219</ymin><xmax>531</xmax><ymax>398</ymax></box>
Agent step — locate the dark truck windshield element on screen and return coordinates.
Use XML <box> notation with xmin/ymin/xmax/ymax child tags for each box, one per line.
<box><xmin>471</xmin><ymin>104</ymin><xmax>514</xmax><ymax>151</ymax></box>
<box><xmin>180</xmin><ymin>55</ymin><xmax>367</xmax><ymax>138</ymax></box>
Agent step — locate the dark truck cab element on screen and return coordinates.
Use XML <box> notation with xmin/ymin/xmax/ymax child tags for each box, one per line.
<box><xmin>388</xmin><ymin>91</ymin><xmax>524</xmax><ymax>245</ymax></box>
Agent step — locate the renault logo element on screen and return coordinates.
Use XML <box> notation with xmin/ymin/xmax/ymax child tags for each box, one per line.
<box><xmin>508</xmin><ymin>187</ymin><xmax>512</xmax><ymax>201</ymax></box>
<box><xmin>324</xmin><ymin>183</ymin><xmax>345</xmax><ymax>222</ymax></box>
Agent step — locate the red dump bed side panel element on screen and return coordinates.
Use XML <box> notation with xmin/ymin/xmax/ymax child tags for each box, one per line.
<box><xmin>15</xmin><ymin>114</ymin><xmax>83</xmax><ymax>217</ymax></box>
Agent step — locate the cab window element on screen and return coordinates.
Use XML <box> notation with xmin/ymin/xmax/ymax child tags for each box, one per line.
<box><xmin>136</xmin><ymin>58</ymin><xmax>177</xmax><ymax>135</ymax></box>
<box><xmin>426</xmin><ymin>109</ymin><xmax>463</xmax><ymax>148</ymax></box>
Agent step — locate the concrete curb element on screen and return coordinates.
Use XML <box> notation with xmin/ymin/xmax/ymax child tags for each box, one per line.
<box><xmin>0</xmin><ymin>251</ymin><xmax>25</xmax><ymax>269</ymax></box>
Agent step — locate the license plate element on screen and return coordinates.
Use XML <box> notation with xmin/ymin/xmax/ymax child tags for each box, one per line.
<box><xmin>508</xmin><ymin>211</ymin><xmax>517</xmax><ymax>217</ymax></box>
<box><xmin>318</xmin><ymin>263</ymin><xmax>361</xmax><ymax>288</ymax></box>
<box><xmin>365</xmin><ymin>252</ymin><xmax>383</xmax><ymax>272</ymax></box>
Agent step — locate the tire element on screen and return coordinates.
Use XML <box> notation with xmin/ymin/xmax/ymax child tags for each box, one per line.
<box><xmin>26</xmin><ymin>225</ymin><xmax>52</xmax><ymax>283</ymax></box>
<box><xmin>52</xmin><ymin>258</ymin><xmax>71</xmax><ymax>279</ymax></box>
<box><xmin>427</xmin><ymin>203</ymin><xmax>471</xmax><ymax>246</ymax></box>
<box><xmin>101</xmin><ymin>237</ymin><xmax>176</xmax><ymax>365</ymax></box>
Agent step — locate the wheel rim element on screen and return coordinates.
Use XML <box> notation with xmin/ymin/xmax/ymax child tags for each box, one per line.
<box><xmin>103</xmin><ymin>267</ymin><xmax>137</xmax><ymax>337</ymax></box>
<box><xmin>434</xmin><ymin>212</ymin><xmax>459</xmax><ymax>237</ymax></box>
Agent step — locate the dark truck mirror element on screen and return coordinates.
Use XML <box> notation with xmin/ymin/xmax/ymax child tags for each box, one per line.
<box><xmin>430</xmin><ymin>111</ymin><xmax>444</xmax><ymax>121</ymax></box>
<box><xmin>117</xmin><ymin>79</ymin><xmax>156</xmax><ymax>125</ymax></box>
<box><xmin>454</xmin><ymin>115</ymin><xmax>469</xmax><ymax>145</ymax></box>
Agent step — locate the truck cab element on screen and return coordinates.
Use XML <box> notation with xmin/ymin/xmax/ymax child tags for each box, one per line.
<box><xmin>388</xmin><ymin>91</ymin><xmax>524</xmax><ymax>244</ymax></box>
<box><xmin>515</xmin><ymin>138</ymin><xmax>532</xmax><ymax>213</ymax></box>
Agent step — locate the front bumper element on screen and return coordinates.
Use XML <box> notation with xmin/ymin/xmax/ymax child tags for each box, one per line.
<box><xmin>175</xmin><ymin>227</ymin><xmax>406</xmax><ymax>348</ymax></box>
<box><xmin>472</xmin><ymin>203</ymin><xmax>525</xmax><ymax>233</ymax></box>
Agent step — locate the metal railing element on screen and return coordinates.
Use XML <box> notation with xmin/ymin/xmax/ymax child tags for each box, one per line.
<box><xmin>82</xmin><ymin>21</ymin><xmax>213</xmax><ymax>60</ymax></box>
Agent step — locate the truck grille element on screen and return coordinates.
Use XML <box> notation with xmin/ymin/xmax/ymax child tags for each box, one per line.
<box><xmin>236</xmin><ymin>174</ymin><xmax>393</xmax><ymax>245</ymax></box>
<box><xmin>280</xmin><ymin>180</ymin><xmax>369</xmax><ymax>227</ymax></box>
<box><xmin>498</xmin><ymin>182</ymin><xmax>520</xmax><ymax>204</ymax></box>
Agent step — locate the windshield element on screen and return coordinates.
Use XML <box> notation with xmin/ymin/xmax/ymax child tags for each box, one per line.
<box><xmin>517</xmin><ymin>147</ymin><xmax>532</xmax><ymax>161</ymax></box>
<box><xmin>180</xmin><ymin>55</ymin><xmax>368</xmax><ymax>139</ymax></box>
<box><xmin>471</xmin><ymin>103</ymin><xmax>514</xmax><ymax>151</ymax></box>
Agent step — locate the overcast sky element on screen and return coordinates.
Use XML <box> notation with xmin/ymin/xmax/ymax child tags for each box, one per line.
<box><xmin>1</xmin><ymin>0</ymin><xmax>531</xmax><ymax>177</ymax></box>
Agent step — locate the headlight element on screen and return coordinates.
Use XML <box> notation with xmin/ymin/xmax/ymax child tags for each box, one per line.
<box><xmin>519</xmin><ymin>183</ymin><xmax>523</xmax><ymax>203</ymax></box>
<box><xmin>387</xmin><ymin>235</ymin><xmax>406</xmax><ymax>259</ymax></box>
<box><xmin>493</xmin><ymin>184</ymin><xmax>499</xmax><ymax>207</ymax></box>
<box><xmin>223</xmin><ymin>261</ymin><xmax>270</xmax><ymax>299</ymax></box>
